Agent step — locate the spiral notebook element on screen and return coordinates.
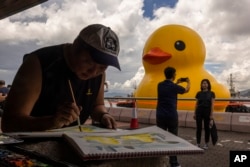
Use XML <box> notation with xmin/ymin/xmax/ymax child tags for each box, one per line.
<box><xmin>63</xmin><ymin>126</ymin><xmax>204</xmax><ymax>160</ymax></box>
<box><xmin>4</xmin><ymin>124</ymin><xmax>123</xmax><ymax>139</ymax></box>
<box><xmin>0</xmin><ymin>134</ymin><xmax>23</xmax><ymax>144</ymax></box>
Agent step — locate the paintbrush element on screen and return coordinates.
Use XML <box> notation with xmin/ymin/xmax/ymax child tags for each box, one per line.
<box><xmin>68</xmin><ymin>80</ymin><xmax>82</xmax><ymax>132</ymax></box>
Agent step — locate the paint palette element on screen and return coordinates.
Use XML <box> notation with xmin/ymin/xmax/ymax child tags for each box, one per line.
<box><xmin>0</xmin><ymin>148</ymin><xmax>53</xmax><ymax>167</ymax></box>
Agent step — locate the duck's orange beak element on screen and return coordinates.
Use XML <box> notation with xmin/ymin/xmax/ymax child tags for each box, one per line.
<box><xmin>143</xmin><ymin>47</ymin><xmax>172</xmax><ymax>64</ymax></box>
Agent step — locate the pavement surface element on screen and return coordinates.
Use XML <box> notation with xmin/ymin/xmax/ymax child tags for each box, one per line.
<box><xmin>116</xmin><ymin>121</ymin><xmax>250</xmax><ymax>167</ymax></box>
<box><xmin>177</xmin><ymin>127</ymin><xmax>250</xmax><ymax>167</ymax></box>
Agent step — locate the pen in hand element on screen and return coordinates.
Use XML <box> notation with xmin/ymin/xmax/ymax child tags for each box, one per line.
<box><xmin>68</xmin><ymin>80</ymin><xmax>82</xmax><ymax>132</ymax></box>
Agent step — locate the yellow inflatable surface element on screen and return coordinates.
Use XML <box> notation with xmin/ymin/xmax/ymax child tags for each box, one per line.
<box><xmin>134</xmin><ymin>24</ymin><xmax>230</xmax><ymax>112</ymax></box>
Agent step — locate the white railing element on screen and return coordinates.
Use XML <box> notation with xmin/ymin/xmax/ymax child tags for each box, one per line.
<box><xmin>104</xmin><ymin>97</ymin><xmax>250</xmax><ymax>112</ymax></box>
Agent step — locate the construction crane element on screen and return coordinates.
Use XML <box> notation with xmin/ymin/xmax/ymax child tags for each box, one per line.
<box><xmin>226</xmin><ymin>74</ymin><xmax>249</xmax><ymax>113</ymax></box>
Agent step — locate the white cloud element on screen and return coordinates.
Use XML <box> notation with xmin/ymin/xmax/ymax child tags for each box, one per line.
<box><xmin>1</xmin><ymin>0</ymin><xmax>250</xmax><ymax>94</ymax></box>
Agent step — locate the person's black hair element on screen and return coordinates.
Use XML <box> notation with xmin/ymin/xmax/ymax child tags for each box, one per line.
<box><xmin>200</xmin><ymin>79</ymin><xmax>211</xmax><ymax>91</ymax></box>
<box><xmin>0</xmin><ymin>80</ymin><xmax>5</xmax><ymax>85</ymax></box>
<box><xmin>164</xmin><ymin>67</ymin><xmax>176</xmax><ymax>79</ymax></box>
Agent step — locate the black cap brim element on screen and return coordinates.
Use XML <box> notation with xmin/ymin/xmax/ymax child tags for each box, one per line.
<box><xmin>90</xmin><ymin>47</ymin><xmax>121</xmax><ymax>71</ymax></box>
<box><xmin>77</xmin><ymin>36</ymin><xmax>121</xmax><ymax>71</ymax></box>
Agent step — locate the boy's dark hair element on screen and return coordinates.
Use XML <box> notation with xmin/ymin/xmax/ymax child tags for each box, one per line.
<box><xmin>164</xmin><ymin>67</ymin><xmax>176</xmax><ymax>79</ymax></box>
<box><xmin>200</xmin><ymin>79</ymin><xmax>211</xmax><ymax>91</ymax></box>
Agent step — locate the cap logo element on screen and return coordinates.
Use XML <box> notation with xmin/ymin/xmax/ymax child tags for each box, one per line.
<box><xmin>105</xmin><ymin>37</ymin><xmax>117</xmax><ymax>52</ymax></box>
<box><xmin>103</xmin><ymin>28</ymin><xmax>118</xmax><ymax>54</ymax></box>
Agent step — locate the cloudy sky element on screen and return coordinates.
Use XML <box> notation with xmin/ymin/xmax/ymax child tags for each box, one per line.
<box><xmin>1</xmin><ymin>0</ymin><xmax>250</xmax><ymax>95</ymax></box>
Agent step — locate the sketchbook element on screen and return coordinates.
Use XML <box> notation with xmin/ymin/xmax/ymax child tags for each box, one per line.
<box><xmin>63</xmin><ymin>126</ymin><xmax>204</xmax><ymax>160</ymax></box>
<box><xmin>3</xmin><ymin>124</ymin><xmax>123</xmax><ymax>139</ymax></box>
<box><xmin>48</xmin><ymin>124</ymin><xmax>122</xmax><ymax>133</ymax></box>
<box><xmin>0</xmin><ymin>134</ymin><xmax>23</xmax><ymax>144</ymax></box>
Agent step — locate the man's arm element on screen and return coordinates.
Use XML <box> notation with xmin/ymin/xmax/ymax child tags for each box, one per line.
<box><xmin>91</xmin><ymin>73</ymin><xmax>117</xmax><ymax>129</ymax></box>
<box><xmin>1</xmin><ymin>55</ymin><xmax>80</xmax><ymax>132</ymax></box>
<box><xmin>176</xmin><ymin>78</ymin><xmax>190</xmax><ymax>93</ymax></box>
<box><xmin>1</xmin><ymin>54</ymin><xmax>46</xmax><ymax>132</ymax></box>
<box><xmin>184</xmin><ymin>78</ymin><xmax>190</xmax><ymax>93</ymax></box>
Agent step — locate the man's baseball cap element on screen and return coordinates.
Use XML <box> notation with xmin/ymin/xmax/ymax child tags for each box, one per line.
<box><xmin>77</xmin><ymin>24</ymin><xmax>121</xmax><ymax>70</ymax></box>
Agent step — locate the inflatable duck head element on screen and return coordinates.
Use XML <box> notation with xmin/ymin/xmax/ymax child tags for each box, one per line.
<box><xmin>134</xmin><ymin>24</ymin><xmax>230</xmax><ymax>112</ymax></box>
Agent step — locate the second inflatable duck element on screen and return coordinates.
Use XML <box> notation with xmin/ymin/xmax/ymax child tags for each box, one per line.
<box><xmin>134</xmin><ymin>24</ymin><xmax>230</xmax><ymax>112</ymax></box>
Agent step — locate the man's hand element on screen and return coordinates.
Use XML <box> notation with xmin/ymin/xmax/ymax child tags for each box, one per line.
<box><xmin>100</xmin><ymin>113</ymin><xmax>117</xmax><ymax>129</ymax></box>
<box><xmin>52</xmin><ymin>102</ymin><xmax>82</xmax><ymax>129</ymax></box>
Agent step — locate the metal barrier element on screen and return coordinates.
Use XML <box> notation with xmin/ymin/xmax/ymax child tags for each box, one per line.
<box><xmin>104</xmin><ymin>97</ymin><xmax>250</xmax><ymax>133</ymax></box>
<box><xmin>104</xmin><ymin>97</ymin><xmax>250</xmax><ymax>113</ymax></box>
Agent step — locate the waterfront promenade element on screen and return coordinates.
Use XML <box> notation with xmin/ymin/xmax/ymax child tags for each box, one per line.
<box><xmin>175</xmin><ymin>126</ymin><xmax>250</xmax><ymax>167</ymax></box>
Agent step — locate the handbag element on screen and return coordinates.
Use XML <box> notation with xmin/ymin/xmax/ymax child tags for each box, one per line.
<box><xmin>210</xmin><ymin>119</ymin><xmax>218</xmax><ymax>145</ymax></box>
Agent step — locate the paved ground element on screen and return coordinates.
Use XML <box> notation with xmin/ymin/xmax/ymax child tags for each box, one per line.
<box><xmin>116</xmin><ymin>121</ymin><xmax>250</xmax><ymax>167</ymax></box>
<box><xmin>177</xmin><ymin>127</ymin><xmax>250</xmax><ymax>167</ymax></box>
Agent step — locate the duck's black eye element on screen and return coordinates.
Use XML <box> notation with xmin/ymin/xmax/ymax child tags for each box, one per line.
<box><xmin>174</xmin><ymin>40</ymin><xmax>185</xmax><ymax>51</ymax></box>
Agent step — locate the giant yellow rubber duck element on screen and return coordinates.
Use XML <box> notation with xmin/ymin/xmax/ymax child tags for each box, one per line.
<box><xmin>134</xmin><ymin>24</ymin><xmax>230</xmax><ymax>112</ymax></box>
